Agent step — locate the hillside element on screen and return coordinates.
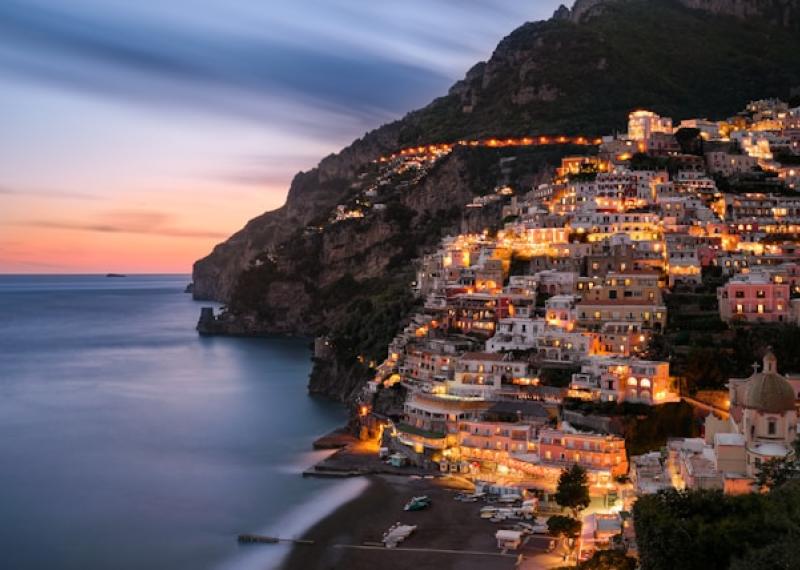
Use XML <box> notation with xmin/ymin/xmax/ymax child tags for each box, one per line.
<box><xmin>192</xmin><ymin>0</ymin><xmax>800</xmax><ymax>401</ymax></box>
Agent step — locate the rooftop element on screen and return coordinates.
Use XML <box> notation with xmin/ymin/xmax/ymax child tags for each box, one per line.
<box><xmin>487</xmin><ymin>400</ymin><xmax>549</xmax><ymax>419</ymax></box>
<box><xmin>460</xmin><ymin>352</ymin><xmax>508</xmax><ymax>361</ymax></box>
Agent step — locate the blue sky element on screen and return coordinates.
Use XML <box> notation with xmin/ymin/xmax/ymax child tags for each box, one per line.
<box><xmin>0</xmin><ymin>0</ymin><xmax>564</xmax><ymax>272</ymax></box>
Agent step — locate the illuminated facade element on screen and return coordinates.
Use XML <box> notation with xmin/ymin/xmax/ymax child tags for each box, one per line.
<box><xmin>717</xmin><ymin>271</ymin><xmax>792</xmax><ymax>323</ymax></box>
<box><xmin>628</xmin><ymin>110</ymin><xmax>673</xmax><ymax>142</ymax></box>
<box><xmin>569</xmin><ymin>358</ymin><xmax>676</xmax><ymax>405</ymax></box>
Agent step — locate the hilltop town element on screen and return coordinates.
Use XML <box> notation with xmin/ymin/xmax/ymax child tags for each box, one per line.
<box><xmin>311</xmin><ymin>97</ymin><xmax>800</xmax><ymax>566</ymax></box>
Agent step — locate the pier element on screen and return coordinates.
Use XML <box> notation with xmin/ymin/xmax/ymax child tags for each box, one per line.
<box><xmin>237</xmin><ymin>534</ymin><xmax>314</xmax><ymax>545</ymax></box>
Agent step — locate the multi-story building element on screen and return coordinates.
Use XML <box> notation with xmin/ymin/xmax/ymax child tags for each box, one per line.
<box><xmin>577</xmin><ymin>300</ymin><xmax>668</xmax><ymax>332</ymax></box>
<box><xmin>628</xmin><ymin>110</ymin><xmax>673</xmax><ymax>142</ymax></box>
<box><xmin>485</xmin><ymin>309</ymin><xmax>543</xmax><ymax>353</ymax></box>
<box><xmin>533</xmin><ymin>330</ymin><xmax>593</xmax><ymax>364</ymax></box>
<box><xmin>705</xmin><ymin>152</ymin><xmax>758</xmax><ymax>177</ymax></box>
<box><xmin>593</xmin><ymin>322</ymin><xmax>650</xmax><ymax>357</ymax></box>
<box><xmin>450</xmin><ymin>352</ymin><xmax>531</xmax><ymax>397</ymax></box>
<box><xmin>569</xmin><ymin>357</ymin><xmax>675</xmax><ymax>405</ymax></box>
<box><xmin>399</xmin><ymin>391</ymin><xmax>491</xmax><ymax>446</ymax></box>
<box><xmin>571</xmin><ymin>209</ymin><xmax>662</xmax><ymax>243</ymax></box>
<box><xmin>544</xmin><ymin>295</ymin><xmax>579</xmax><ymax>330</ymax></box>
<box><xmin>533</xmin><ymin>270</ymin><xmax>578</xmax><ymax>296</ymax></box>
<box><xmin>537</xmin><ymin>428</ymin><xmax>629</xmax><ymax>482</ymax></box>
<box><xmin>717</xmin><ymin>271</ymin><xmax>792</xmax><ymax>323</ymax></box>
<box><xmin>400</xmin><ymin>337</ymin><xmax>476</xmax><ymax>386</ymax></box>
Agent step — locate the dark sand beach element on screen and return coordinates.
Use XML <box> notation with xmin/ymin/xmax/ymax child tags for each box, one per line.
<box><xmin>280</xmin><ymin>474</ymin><xmax>520</xmax><ymax>570</ymax></box>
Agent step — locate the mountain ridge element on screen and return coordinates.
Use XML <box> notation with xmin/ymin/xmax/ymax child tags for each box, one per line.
<box><xmin>192</xmin><ymin>0</ymin><xmax>800</xmax><ymax>400</ymax></box>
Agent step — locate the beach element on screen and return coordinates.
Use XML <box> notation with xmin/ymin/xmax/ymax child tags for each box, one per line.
<box><xmin>280</xmin><ymin>474</ymin><xmax>520</xmax><ymax>570</ymax></box>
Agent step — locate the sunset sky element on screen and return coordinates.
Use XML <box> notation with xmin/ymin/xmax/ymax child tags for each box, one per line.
<box><xmin>0</xmin><ymin>0</ymin><xmax>562</xmax><ymax>273</ymax></box>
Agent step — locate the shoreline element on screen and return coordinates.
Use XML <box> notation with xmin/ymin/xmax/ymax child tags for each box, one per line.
<box><xmin>280</xmin><ymin>473</ymin><xmax>528</xmax><ymax>570</ymax></box>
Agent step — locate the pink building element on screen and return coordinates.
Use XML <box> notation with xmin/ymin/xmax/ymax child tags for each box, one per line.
<box><xmin>537</xmin><ymin>428</ymin><xmax>629</xmax><ymax>479</ymax></box>
<box><xmin>717</xmin><ymin>272</ymin><xmax>792</xmax><ymax>323</ymax></box>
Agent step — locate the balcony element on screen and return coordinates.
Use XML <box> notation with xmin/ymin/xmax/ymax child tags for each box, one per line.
<box><xmin>396</xmin><ymin>422</ymin><xmax>446</xmax><ymax>440</ymax></box>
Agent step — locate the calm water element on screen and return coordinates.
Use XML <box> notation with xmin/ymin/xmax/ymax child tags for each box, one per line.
<box><xmin>0</xmin><ymin>275</ymin><xmax>358</xmax><ymax>570</ymax></box>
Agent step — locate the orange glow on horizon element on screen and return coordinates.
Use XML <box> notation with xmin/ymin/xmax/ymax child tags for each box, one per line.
<box><xmin>1</xmin><ymin>182</ymin><xmax>289</xmax><ymax>274</ymax></box>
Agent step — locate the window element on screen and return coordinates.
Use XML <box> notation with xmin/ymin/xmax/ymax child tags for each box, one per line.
<box><xmin>735</xmin><ymin>290</ymin><xmax>745</xmax><ymax>298</ymax></box>
<box><xmin>768</xmin><ymin>420</ymin><xmax>777</xmax><ymax>435</ymax></box>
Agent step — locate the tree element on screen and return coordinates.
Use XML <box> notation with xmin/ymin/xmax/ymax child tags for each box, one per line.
<box><xmin>572</xmin><ymin>550</ymin><xmax>638</xmax><ymax>570</ymax></box>
<box><xmin>548</xmin><ymin>515</ymin><xmax>582</xmax><ymax>561</ymax></box>
<box><xmin>730</xmin><ymin>541</ymin><xmax>800</xmax><ymax>570</ymax></box>
<box><xmin>755</xmin><ymin>435</ymin><xmax>800</xmax><ymax>491</ymax></box>
<box><xmin>548</xmin><ymin>515</ymin><xmax>582</xmax><ymax>539</ymax></box>
<box><xmin>675</xmin><ymin>127</ymin><xmax>704</xmax><ymax>156</ymax></box>
<box><xmin>633</xmin><ymin>484</ymin><xmax>800</xmax><ymax>570</ymax></box>
<box><xmin>555</xmin><ymin>464</ymin><xmax>591</xmax><ymax>518</ymax></box>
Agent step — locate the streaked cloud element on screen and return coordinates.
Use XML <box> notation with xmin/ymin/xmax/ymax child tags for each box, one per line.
<box><xmin>24</xmin><ymin>210</ymin><xmax>228</xmax><ymax>239</ymax></box>
<box><xmin>0</xmin><ymin>0</ymin><xmax>564</xmax><ymax>272</ymax></box>
<box><xmin>0</xmin><ymin>1</ymin><xmax>559</xmax><ymax>134</ymax></box>
<box><xmin>0</xmin><ymin>185</ymin><xmax>103</xmax><ymax>200</ymax></box>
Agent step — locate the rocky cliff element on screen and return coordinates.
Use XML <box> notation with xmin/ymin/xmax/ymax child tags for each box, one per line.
<box><xmin>563</xmin><ymin>0</ymin><xmax>800</xmax><ymax>24</ymax></box>
<box><xmin>193</xmin><ymin>0</ymin><xmax>800</xmax><ymax>401</ymax></box>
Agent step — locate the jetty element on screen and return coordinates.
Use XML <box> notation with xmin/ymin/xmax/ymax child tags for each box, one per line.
<box><xmin>237</xmin><ymin>534</ymin><xmax>314</xmax><ymax>545</ymax></box>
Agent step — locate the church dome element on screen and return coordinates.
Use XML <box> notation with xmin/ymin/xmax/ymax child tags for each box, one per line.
<box><xmin>744</xmin><ymin>351</ymin><xmax>796</xmax><ymax>414</ymax></box>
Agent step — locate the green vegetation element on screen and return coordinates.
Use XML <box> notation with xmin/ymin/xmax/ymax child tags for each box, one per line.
<box><xmin>558</xmin><ymin>550</ymin><xmax>637</xmax><ymax>570</ymax></box>
<box><xmin>548</xmin><ymin>514</ymin><xmax>582</xmax><ymax>540</ymax></box>
<box><xmin>622</xmin><ymin>402</ymin><xmax>697</xmax><ymax>455</ymax></box>
<box><xmin>674</xmin><ymin>127</ymin><xmax>704</xmax><ymax>156</ymax></box>
<box><xmin>555</xmin><ymin>464</ymin><xmax>591</xmax><ymax>518</ymax></box>
<box><xmin>755</xmin><ymin>435</ymin><xmax>800</xmax><ymax>491</ymax></box>
<box><xmin>634</xmin><ymin>483</ymin><xmax>800</xmax><ymax>570</ymax></box>
<box><xmin>398</xmin><ymin>0</ymin><xmax>800</xmax><ymax>145</ymax></box>
<box><xmin>564</xmin><ymin>401</ymin><xmax>698</xmax><ymax>455</ymax></box>
<box><xmin>228</xmin><ymin>259</ymin><xmax>282</xmax><ymax>318</ymax></box>
<box><xmin>319</xmin><ymin>273</ymin><xmax>418</xmax><ymax>367</ymax></box>
<box><xmin>539</xmin><ymin>365</ymin><xmax>581</xmax><ymax>388</ymax></box>
<box><xmin>657</xmin><ymin>324</ymin><xmax>800</xmax><ymax>393</ymax></box>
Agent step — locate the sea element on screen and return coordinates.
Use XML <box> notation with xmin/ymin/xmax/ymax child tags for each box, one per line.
<box><xmin>0</xmin><ymin>274</ymin><xmax>367</xmax><ymax>570</ymax></box>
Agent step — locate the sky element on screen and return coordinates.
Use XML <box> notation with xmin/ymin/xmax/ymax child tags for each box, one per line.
<box><xmin>0</xmin><ymin>0</ymin><xmax>564</xmax><ymax>273</ymax></box>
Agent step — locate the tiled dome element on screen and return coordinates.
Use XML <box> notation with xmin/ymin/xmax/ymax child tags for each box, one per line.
<box><xmin>744</xmin><ymin>351</ymin><xmax>796</xmax><ymax>414</ymax></box>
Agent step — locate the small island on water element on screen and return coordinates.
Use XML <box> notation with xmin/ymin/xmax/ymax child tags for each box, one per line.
<box><xmin>5</xmin><ymin>0</ymin><xmax>800</xmax><ymax>568</ymax></box>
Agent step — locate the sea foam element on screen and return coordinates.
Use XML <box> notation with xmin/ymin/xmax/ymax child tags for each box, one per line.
<box><xmin>215</xmin><ymin>476</ymin><xmax>369</xmax><ymax>570</ymax></box>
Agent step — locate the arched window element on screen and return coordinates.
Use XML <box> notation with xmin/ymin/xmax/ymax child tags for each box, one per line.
<box><xmin>768</xmin><ymin>420</ymin><xmax>777</xmax><ymax>436</ymax></box>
